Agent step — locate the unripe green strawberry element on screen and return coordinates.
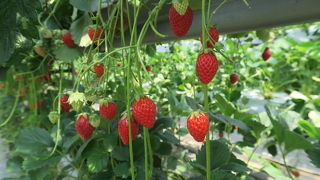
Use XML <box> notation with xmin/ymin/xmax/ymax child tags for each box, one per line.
<box><xmin>68</xmin><ymin>92</ymin><xmax>86</xmax><ymax>112</ymax></box>
<box><xmin>196</xmin><ymin>52</ymin><xmax>219</xmax><ymax>84</ymax></box>
<box><xmin>118</xmin><ymin>113</ymin><xmax>139</xmax><ymax>145</ymax></box>
<box><xmin>48</xmin><ymin>111</ymin><xmax>60</xmax><ymax>124</ymax></box>
<box><xmin>132</xmin><ymin>96</ymin><xmax>156</xmax><ymax>128</ymax></box>
<box><xmin>187</xmin><ymin>111</ymin><xmax>209</xmax><ymax>142</ymax></box>
<box><xmin>89</xmin><ymin>114</ymin><xmax>100</xmax><ymax>128</ymax></box>
<box><xmin>40</xmin><ymin>26</ymin><xmax>52</xmax><ymax>39</ymax></box>
<box><xmin>76</xmin><ymin>113</ymin><xmax>94</xmax><ymax>140</ymax></box>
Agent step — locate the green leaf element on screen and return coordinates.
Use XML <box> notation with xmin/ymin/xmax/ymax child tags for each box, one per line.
<box><xmin>16</xmin><ymin>0</ymin><xmax>40</xmax><ymax>20</ymax></box>
<box><xmin>298</xmin><ymin>120</ymin><xmax>320</xmax><ymax>139</ymax></box>
<box><xmin>279</xmin><ymin>110</ymin><xmax>302</xmax><ymax>131</ymax></box>
<box><xmin>53</xmin><ymin>45</ymin><xmax>82</xmax><ymax>63</ymax></box>
<box><xmin>306</xmin><ymin>146</ymin><xmax>320</xmax><ymax>168</ymax></box>
<box><xmin>155</xmin><ymin>142</ymin><xmax>172</xmax><ymax>156</ymax></box>
<box><xmin>176</xmin><ymin>128</ymin><xmax>188</xmax><ymax>136</ymax></box>
<box><xmin>6</xmin><ymin>156</ymin><xmax>23</xmax><ymax>174</ymax></box>
<box><xmin>215</xmin><ymin>94</ymin><xmax>236</xmax><ymax>116</ymax></box>
<box><xmin>284</xmin><ymin>130</ymin><xmax>313</xmax><ymax>154</ymax></box>
<box><xmin>158</xmin><ymin>130</ymin><xmax>179</xmax><ymax>144</ymax></box>
<box><xmin>0</xmin><ymin>0</ymin><xmax>17</xmax><ymax>65</ymax></box>
<box><xmin>211</xmin><ymin>170</ymin><xmax>237</xmax><ymax>180</ymax></box>
<box><xmin>196</xmin><ymin>140</ymin><xmax>231</xmax><ymax>170</ymax></box>
<box><xmin>103</xmin><ymin>133</ymin><xmax>117</xmax><ymax>152</ymax></box>
<box><xmin>212</xmin><ymin>114</ymin><xmax>250</xmax><ymax>131</ymax></box>
<box><xmin>15</xmin><ymin>128</ymin><xmax>53</xmax><ymax>156</ymax></box>
<box><xmin>29</xmin><ymin>166</ymin><xmax>50</xmax><ymax>180</ymax></box>
<box><xmin>62</xmin><ymin>135</ymin><xmax>79</xmax><ymax>153</ymax></box>
<box><xmin>185</xmin><ymin>96</ymin><xmax>201</xmax><ymax>110</ymax></box>
<box><xmin>70</xmin><ymin>14</ymin><xmax>92</xmax><ymax>47</ymax></box>
<box><xmin>114</xmin><ymin>162</ymin><xmax>130</xmax><ymax>178</ymax></box>
<box><xmin>22</xmin><ymin>155</ymin><xmax>61</xmax><ymax>171</ymax></box>
<box><xmin>75</xmin><ymin>138</ymin><xmax>93</xmax><ymax>160</ymax></box>
<box><xmin>220</xmin><ymin>162</ymin><xmax>250</xmax><ymax>173</ymax></box>
<box><xmin>113</xmin><ymin>146</ymin><xmax>129</xmax><ymax>161</ymax></box>
<box><xmin>87</xmin><ymin>149</ymin><xmax>109</xmax><ymax>173</ymax></box>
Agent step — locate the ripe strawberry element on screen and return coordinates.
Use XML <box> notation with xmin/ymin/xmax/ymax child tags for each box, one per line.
<box><xmin>94</xmin><ymin>64</ymin><xmax>104</xmax><ymax>77</ymax></box>
<box><xmin>218</xmin><ymin>132</ymin><xmax>224</xmax><ymax>138</ymax></box>
<box><xmin>132</xmin><ymin>96</ymin><xmax>156</xmax><ymax>128</ymax></box>
<box><xmin>76</xmin><ymin>114</ymin><xmax>94</xmax><ymax>140</ymax></box>
<box><xmin>0</xmin><ymin>84</ymin><xmax>5</xmax><ymax>88</ymax></box>
<box><xmin>234</xmin><ymin>126</ymin><xmax>239</xmax><ymax>130</ymax></box>
<box><xmin>99</xmin><ymin>102</ymin><xmax>117</xmax><ymax>120</ymax></box>
<box><xmin>169</xmin><ymin>5</ymin><xmax>193</xmax><ymax>37</ymax></box>
<box><xmin>230</xmin><ymin>74</ymin><xmax>239</xmax><ymax>84</ymax></box>
<box><xmin>200</xmin><ymin>27</ymin><xmax>219</xmax><ymax>48</ymax></box>
<box><xmin>60</xmin><ymin>96</ymin><xmax>71</xmax><ymax>112</ymax></box>
<box><xmin>262</xmin><ymin>47</ymin><xmax>271</xmax><ymax>61</ymax></box>
<box><xmin>291</xmin><ymin>170</ymin><xmax>300</xmax><ymax>177</ymax></box>
<box><xmin>88</xmin><ymin>27</ymin><xmax>102</xmax><ymax>41</ymax></box>
<box><xmin>16</xmin><ymin>75</ymin><xmax>23</xmax><ymax>81</ymax></box>
<box><xmin>61</xmin><ymin>32</ymin><xmax>75</xmax><ymax>48</ymax></box>
<box><xmin>187</xmin><ymin>111</ymin><xmax>209</xmax><ymax>142</ymax></box>
<box><xmin>146</xmin><ymin>66</ymin><xmax>152</xmax><ymax>72</ymax></box>
<box><xmin>118</xmin><ymin>113</ymin><xmax>139</xmax><ymax>145</ymax></box>
<box><xmin>196</xmin><ymin>52</ymin><xmax>219</xmax><ymax>84</ymax></box>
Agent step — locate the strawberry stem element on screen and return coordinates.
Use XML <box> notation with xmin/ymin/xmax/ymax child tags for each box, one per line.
<box><xmin>143</xmin><ymin>127</ymin><xmax>149</xmax><ymax>179</ymax></box>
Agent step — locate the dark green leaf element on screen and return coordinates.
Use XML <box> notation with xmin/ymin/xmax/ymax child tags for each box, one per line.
<box><xmin>215</xmin><ymin>94</ymin><xmax>236</xmax><ymax>116</ymax></box>
<box><xmin>103</xmin><ymin>133</ymin><xmax>117</xmax><ymax>152</ymax></box>
<box><xmin>22</xmin><ymin>155</ymin><xmax>61</xmax><ymax>171</ymax></box>
<box><xmin>87</xmin><ymin>149</ymin><xmax>109</xmax><ymax>173</ymax></box>
<box><xmin>306</xmin><ymin>146</ymin><xmax>320</xmax><ymax>168</ymax></box>
<box><xmin>284</xmin><ymin>130</ymin><xmax>313</xmax><ymax>154</ymax></box>
<box><xmin>212</xmin><ymin>114</ymin><xmax>250</xmax><ymax>131</ymax></box>
<box><xmin>113</xmin><ymin>146</ymin><xmax>129</xmax><ymax>161</ymax></box>
<box><xmin>114</xmin><ymin>162</ymin><xmax>130</xmax><ymax>178</ymax></box>
<box><xmin>6</xmin><ymin>156</ymin><xmax>23</xmax><ymax>174</ymax></box>
<box><xmin>157</xmin><ymin>130</ymin><xmax>179</xmax><ymax>144</ymax></box>
<box><xmin>53</xmin><ymin>45</ymin><xmax>82</xmax><ymax>63</ymax></box>
<box><xmin>176</xmin><ymin>128</ymin><xmax>188</xmax><ymax>136</ymax></box>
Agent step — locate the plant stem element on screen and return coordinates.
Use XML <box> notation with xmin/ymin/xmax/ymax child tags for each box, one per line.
<box><xmin>143</xmin><ymin>127</ymin><xmax>149</xmax><ymax>180</ymax></box>
<box><xmin>280</xmin><ymin>146</ymin><xmax>294</xmax><ymax>179</ymax></box>
<box><xmin>146</xmin><ymin>130</ymin><xmax>153</xmax><ymax>178</ymax></box>
<box><xmin>203</xmin><ymin>85</ymin><xmax>211</xmax><ymax>180</ymax></box>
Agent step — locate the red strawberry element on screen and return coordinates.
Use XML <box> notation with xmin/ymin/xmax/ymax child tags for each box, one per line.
<box><xmin>61</xmin><ymin>32</ymin><xmax>75</xmax><ymax>48</ymax></box>
<box><xmin>19</xmin><ymin>88</ymin><xmax>27</xmax><ymax>97</ymax></box>
<box><xmin>60</xmin><ymin>96</ymin><xmax>71</xmax><ymax>112</ymax></box>
<box><xmin>230</xmin><ymin>74</ymin><xmax>239</xmax><ymax>84</ymax></box>
<box><xmin>99</xmin><ymin>102</ymin><xmax>117</xmax><ymax>120</ymax></box>
<box><xmin>132</xmin><ymin>96</ymin><xmax>156</xmax><ymax>128</ymax></box>
<box><xmin>196</xmin><ymin>52</ymin><xmax>219</xmax><ymax>84</ymax></box>
<box><xmin>118</xmin><ymin>113</ymin><xmax>139</xmax><ymax>145</ymax></box>
<box><xmin>88</xmin><ymin>28</ymin><xmax>102</xmax><ymax>41</ymax></box>
<box><xmin>76</xmin><ymin>114</ymin><xmax>94</xmax><ymax>140</ymax></box>
<box><xmin>234</xmin><ymin>126</ymin><xmax>239</xmax><ymax>130</ymax></box>
<box><xmin>16</xmin><ymin>75</ymin><xmax>23</xmax><ymax>81</ymax></box>
<box><xmin>74</xmin><ymin>72</ymin><xmax>78</xmax><ymax>76</ymax></box>
<box><xmin>291</xmin><ymin>170</ymin><xmax>300</xmax><ymax>177</ymax></box>
<box><xmin>0</xmin><ymin>84</ymin><xmax>6</xmax><ymax>88</ymax></box>
<box><xmin>169</xmin><ymin>6</ymin><xmax>193</xmax><ymax>37</ymax></box>
<box><xmin>200</xmin><ymin>27</ymin><xmax>219</xmax><ymax>48</ymax></box>
<box><xmin>218</xmin><ymin>132</ymin><xmax>224</xmax><ymax>138</ymax></box>
<box><xmin>146</xmin><ymin>66</ymin><xmax>152</xmax><ymax>72</ymax></box>
<box><xmin>187</xmin><ymin>111</ymin><xmax>209</xmax><ymax>142</ymax></box>
<box><xmin>262</xmin><ymin>47</ymin><xmax>271</xmax><ymax>61</ymax></box>
<box><xmin>94</xmin><ymin>64</ymin><xmax>104</xmax><ymax>77</ymax></box>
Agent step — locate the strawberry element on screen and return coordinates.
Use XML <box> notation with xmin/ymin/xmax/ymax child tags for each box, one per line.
<box><xmin>291</xmin><ymin>170</ymin><xmax>300</xmax><ymax>177</ymax></box>
<box><xmin>187</xmin><ymin>111</ymin><xmax>209</xmax><ymax>142</ymax></box>
<box><xmin>169</xmin><ymin>4</ymin><xmax>193</xmax><ymax>37</ymax></box>
<box><xmin>48</xmin><ymin>111</ymin><xmax>59</xmax><ymax>124</ymax></box>
<box><xmin>76</xmin><ymin>114</ymin><xmax>94</xmax><ymax>140</ymax></box>
<box><xmin>34</xmin><ymin>45</ymin><xmax>46</xmax><ymax>57</ymax></box>
<box><xmin>99</xmin><ymin>102</ymin><xmax>117</xmax><ymax>120</ymax></box>
<box><xmin>19</xmin><ymin>88</ymin><xmax>27</xmax><ymax>97</ymax></box>
<box><xmin>61</xmin><ymin>32</ymin><xmax>75</xmax><ymax>48</ymax></box>
<box><xmin>88</xmin><ymin>27</ymin><xmax>103</xmax><ymax>41</ymax></box>
<box><xmin>218</xmin><ymin>132</ymin><xmax>224</xmax><ymax>138</ymax></box>
<box><xmin>262</xmin><ymin>47</ymin><xmax>271</xmax><ymax>61</ymax></box>
<box><xmin>60</xmin><ymin>96</ymin><xmax>71</xmax><ymax>112</ymax></box>
<box><xmin>230</xmin><ymin>74</ymin><xmax>239</xmax><ymax>84</ymax></box>
<box><xmin>146</xmin><ymin>66</ymin><xmax>152</xmax><ymax>72</ymax></box>
<box><xmin>196</xmin><ymin>52</ymin><xmax>219</xmax><ymax>84</ymax></box>
<box><xmin>234</xmin><ymin>126</ymin><xmax>239</xmax><ymax>130</ymax></box>
<box><xmin>0</xmin><ymin>84</ymin><xmax>5</xmax><ymax>88</ymax></box>
<box><xmin>200</xmin><ymin>27</ymin><xmax>219</xmax><ymax>48</ymax></box>
<box><xmin>16</xmin><ymin>75</ymin><xmax>23</xmax><ymax>81</ymax></box>
<box><xmin>94</xmin><ymin>64</ymin><xmax>104</xmax><ymax>77</ymax></box>
<box><xmin>132</xmin><ymin>96</ymin><xmax>156</xmax><ymax>128</ymax></box>
<box><xmin>118</xmin><ymin>113</ymin><xmax>139</xmax><ymax>145</ymax></box>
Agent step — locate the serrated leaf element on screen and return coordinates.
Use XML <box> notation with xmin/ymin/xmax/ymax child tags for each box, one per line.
<box><xmin>221</xmin><ymin>162</ymin><xmax>250</xmax><ymax>173</ymax></box>
<box><xmin>306</xmin><ymin>147</ymin><xmax>320</xmax><ymax>168</ymax></box>
<box><xmin>284</xmin><ymin>130</ymin><xmax>313</xmax><ymax>154</ymax></box>
<box><xmin>215</xmin><ymin>94</ymin><xmax>236</xmax><ymax>116</ymax></box>
<box><xmin>211</xmin><ymin>170</ymin><xmax>237</xmax><ymax>180</ymax></box>
<box><xmin>113</xmin><ymin>146</ymin><xmax>129</xmax><ymax>161</ymax></box>
<box><xmin>158</xmin><ymin>130</ymin><xmax>179</xmax><ymax>144</ymax></box>
<box><xmin>87</xmin><ymin>149</ymin><xmax>109</xmax><ymax>173</ymax></box>
<box><xmin>22</xmin><ymin>156</ymin><xmax>61</xmax><ymax>171</ymax></box>
<box><xmin>103</xmin><ymin>133</ymin><xmax>117</xmax><ymax>152</ymax></box>
<box><xmin>15</xmin><ymin>128</ymin><xmax>53</xmax><ymax>156</ymax></box>
<box><xmin>70</xmin><ymin>14</ymin><xmax>92</xmax><ymax>47</ymax></box>
<box><xmin>53</xmin><ymin>45</ymin><xmax>82</xmax><ymax>63</ymax></box>
<box><xmin>114</xmin><ymin>162</ymin><xmax>130</xmax><ymax>178</ymax></box>
<box><xmin>6</xmin><ymin>156</ymin><xmax>23</xmax><ymax>174</ymax></box>
<box><xmin>298</xmin><ymin>120</ymin><xmax>320</xmax><ymax>139</ymax></box>
<box><xmin>212</xmin><ymin>114</ymin><xmax>250</xmax><ymax>131</ymax></box>
<box><xmin>196</xmin><ymin>140</ymin><xmax>231</xmax><ymax>170</ymax></box>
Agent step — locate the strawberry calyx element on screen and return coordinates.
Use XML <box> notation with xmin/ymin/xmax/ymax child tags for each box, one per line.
<box><xmin>172</xmin><ymin>0</ymin><xmax>189</xmax><ymax>15</ymax></box>
<box><xmin>189</xmin><ymin>110</ymin><xmax>204</xmax><ymax>119</ymax></box>
<box><xmin>89</xmin><ymin>114</ymin><xmax>100</xmax><ymax>128</ymax></box>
